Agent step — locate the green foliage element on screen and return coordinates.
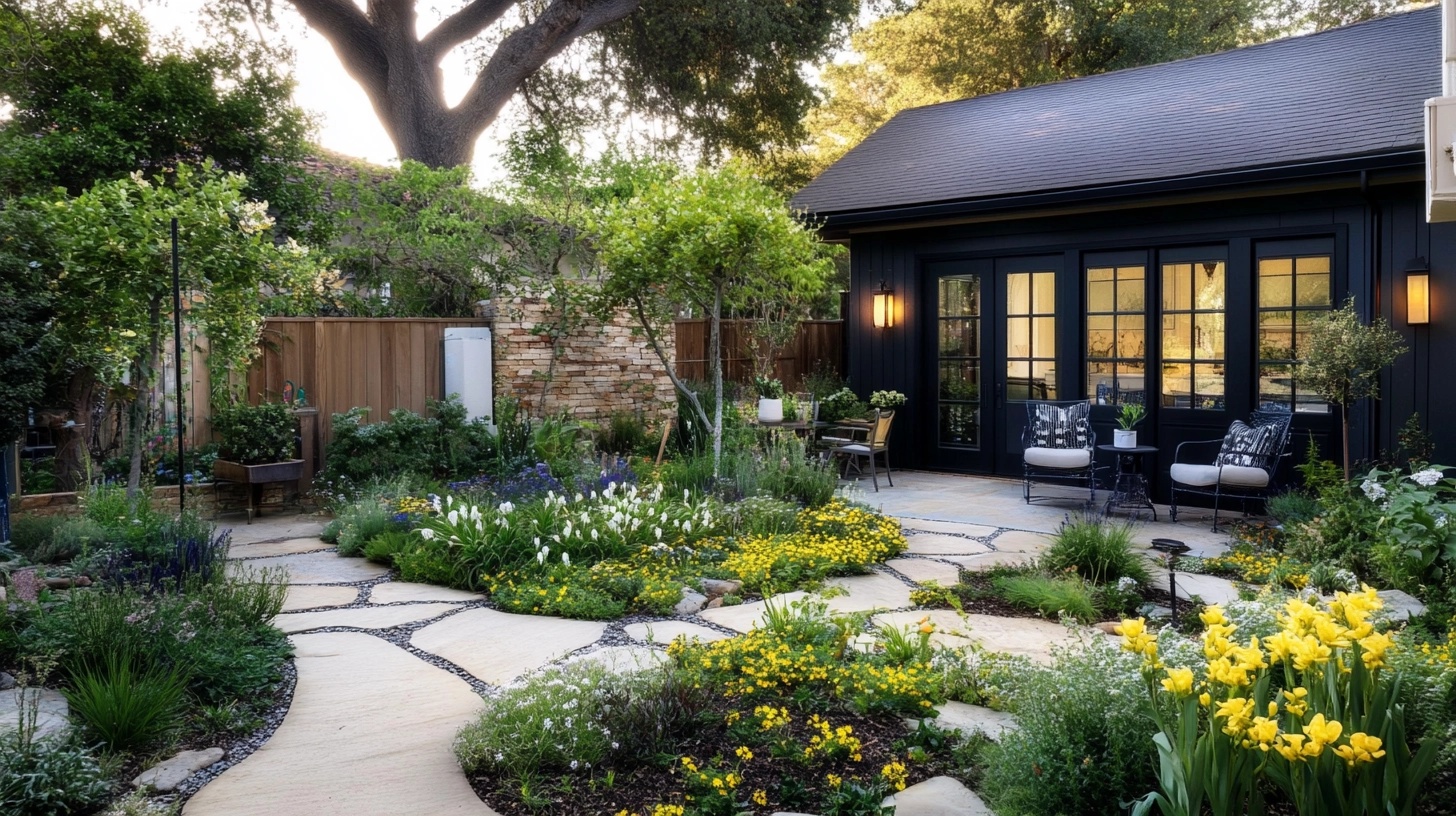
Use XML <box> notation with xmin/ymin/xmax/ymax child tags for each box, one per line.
<box><xmin>992</xmin><ymin>574</ymin><xmax>1099</xmax><ymax>623</ymax></box>
<box><xmin>7</xmin><ymin>516</ymin><xmax>65</xmax><ymax>561</ymax></box>
<box><xmin>0</xmin><ymin>726</ymin><xmax>111</xmax><ymax>816</ymax></box>
<box><xmin>1043</xmin><ymin>515</ymin><xmax>1151</xmax><ymax>586</ymax></box>
<box><xmin>1266</xmin><ymin>490</ymin><xmax>1321</xmax><ymax>528</ymax></box>
<box><xmin>598</xmin><ymin>164</ymin><xmax>837</xmax><ymax>473</ymax></box>
<box><xmin>0</xmin><ymin>0</ymin><xmax>324</xmax><ymax>242</ymax></box>
<box><xmin>33</xmin><ymin>517</ymin><xmax>107</xmax><ymax>565</ymax></box>
<box><xmin>0</xmin><ymin>206</ymin><xmax>58</xmax><ymax>444</ymax></box>
<box><xmin>321</xmin><ymin>397</ymin><xmax>500</xmax><ymax>485</ymax></box>
<box><xmin>726</xmin><ymin>496</ymin><xmax>803</xmax><ymax>537</ymax></box>
<box><xmin>597</xmin><ymin>410</ymin><xmax>652</xmax><ymax>457</ymax></box>
<box><xmin>327</xmin><ymin>161</ymin><xmax>504</xmax><ymax>317</ymax></box>
<box><xmin>64</xmin><ymin>653</ymin><xmax>188</xmax><ymax>751</ymax></box>
<box><xmin>334</xmin><ymin>501</ymin><xmax>400</xmax><ymax>558</ymax></box>
<box><xmin>212</xmin><ymin>400</ymin><xmax>296</xmax><ymax>465</ymax></box>
<box><xmin>982</xmin><ymin>637</ymin><xmax>1158</xmax><ymax>816</ymax></box>
<box><xmin>455</xmin><ymin>662</ymin><xmax>615</xmax><ymax>783</ymax></box>
<box><xmin>363</xmin><ymin>530</ymin><xmax>414</xmax><ymax>567</ymax></box>
<box><xmin>489</xmin><ymin>566</ymin><xmax>630</xmax><ymax>620</ymax></box>
<box><xmin>753</xmin><ymin>375</ymin><xmax>786</xmax><ymax>400</ymax></box>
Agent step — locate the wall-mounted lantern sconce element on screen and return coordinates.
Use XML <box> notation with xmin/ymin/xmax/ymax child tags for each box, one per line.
<box><xmin>1405</xmin><ymin>257</ymin><xmax>1431</xmax><ymax>325</ymax></box>
<box><xmin>872</xmin><ymin>281</ymin><xmax>895</xmax><ymax>329</ymax></box>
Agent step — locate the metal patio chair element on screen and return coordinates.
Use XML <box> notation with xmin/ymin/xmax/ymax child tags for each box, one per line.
<box><xmin>1168</xmin><ymin>409</ymin><xmax>1294</xmax><ymax>531</ymax></box>
<box><xmin>1021</xmin><ymin>399</ymin><xmax>1098</xmax><ymax>505</ymax></box>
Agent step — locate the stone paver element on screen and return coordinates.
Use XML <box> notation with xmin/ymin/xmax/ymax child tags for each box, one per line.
<box><xmin>232</xmin><ymin>550</ymin><xmax>389</xmax><ymax>584</ymax></box>
<box><xmin>697</xmin><ymin>592</ymin><xmax>809</xmax><ymax>634</ymax></box>
<box><xmin>943</xmin><ymin>551</ymin><xmax>1036</xmax><ymax>571</ymax></box>
<box><xmin>184</xmin><ymin>632</ymin><xmax>496</xmax><ymax>816</ymax></box>
<box><xmin>134</xmin><ymin>747</ymin><xmax>225</xmax><ymax>792</ymax></box>
<box><xmin>229</xmin><ymin>538</ymin><xmax>333</xmax><ymax>559</ymax></box>
<box><xmin>0</xmin><ymin>687</ymin><xmax>69</xmax><ymax>741</ymax></box>
<box><xmin>565</xmin><ymin>645</ymin><xmax>667</xmax><ymax>673</ymax></box>
<box><xmin>368</xmin><ymin>582</ymin><xmax>484</xmax><ymax>604</ymax></box>
<box><xmin>1151</xmin><ymin>571</ymin><xmax>1241</xmax><ymax>605</ymax></box>
<box><xmin>919</xmin><ymin>701</ymin><xmax>1018</xmax><ymax>741</ymax></box>
<box><xmin>281</xmin><ymin>585</ymin><xmax>360</xmax><ymax>613</ymax></box>
<box><xmin>225</xmin><ymin>515</ymin><xmax>328</xmax><ymax>547</ymax></box>
<box><xmin>874</xmin><ymin>610</ymin><xmax>1085</xmax><ymax>665</ymax></box>
<box><xmin>899</xmin><ymin>518</ymin><xmax>998</xmax><ymax>538</ymax></box>
<box><xmin>824</xmin><ymin>573</ymin><xmax>914</xmax><ymax>613</ymax></box>
<box><xmin>882</xmin><ymin>775</ymin><xmax>994</xmax><ymax>815</ymax></box>
<box><xmin>623</xmin><ymin>620</ymin><xmax>731</xmax><ymax>645</ymax></box>
<box><xmin>885</xmin><ymin>558</ymin><xmax>962</xmax><ymax>586</ymax></box>
<box><xmin>273</xmin><ymin>603</ymin><xmax>459</xmax><ymax>635</ymax></box>
<box><xmin>987</xmin><ymin>530</ymin><xmax>1053</xmax><ymax>553</ymax></box>
<box><xmin>411</xmin><ymin>609</ymin><xmax>606</xmax><ymax>685</ymax></box>
<box><xmin>905</xmin><ymin>534</ymin><xmax>993</xmax><ymax>557</ymax></box>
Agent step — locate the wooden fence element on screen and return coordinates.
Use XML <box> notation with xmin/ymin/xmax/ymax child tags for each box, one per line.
<box><xmin>673</xmin><ymin>319</ymin><xmax>845</xmax><ymax>391</ymax></box>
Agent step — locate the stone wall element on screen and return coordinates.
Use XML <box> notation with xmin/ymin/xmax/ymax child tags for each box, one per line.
<box><xmin>489</xmin><ymin>296</ymin><xmax>676</xmax><ymax>420</ymax></box>
<box><xmin>15</xmin><ymin>481</ymin><xmax>298</xmax><ymax>521</ymax></box>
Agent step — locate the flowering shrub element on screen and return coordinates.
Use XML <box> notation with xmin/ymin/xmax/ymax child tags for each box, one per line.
<box><xmin>1123</xmin><ymin>589</ymin><xmax>1438</xmax><ymax>816</ymax></box>
<box><xmin>723</xmin><ymin>500</ymin><xmax>905</xmax><ymax>593</ymax></box>
<box><xmin>868</xmin><ymin>390</ymin><xmax>906</xmax><ymax>410</ymax></box>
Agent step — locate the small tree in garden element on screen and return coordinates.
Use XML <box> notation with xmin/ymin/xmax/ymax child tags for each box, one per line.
<box><xmin>597</xmin><ymin>164</ymin><xmax>835</xmax><ymax>474</ymax></box>
<box><xmin>44</xmin><ymin>164</ymin><xmax>329</xmax><ymax>501</ymax></box>
<box><xmin>1299</xmin><ymin>297</ymin><xmax>1406</xmax><ymax>480</ymax></box>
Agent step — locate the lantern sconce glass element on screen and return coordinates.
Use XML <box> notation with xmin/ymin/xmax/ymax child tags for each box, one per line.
<box><xmin>872</xmin><ymin>281</ymin><xmax>895</xmax><ymax>329</ymax></box>
<box><xmin>1405</xmin><ymin>257</ymin><xmax>1430</xmax><ymax>325</ymax></box>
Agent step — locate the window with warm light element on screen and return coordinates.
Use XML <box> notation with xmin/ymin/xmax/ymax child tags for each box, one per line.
<box><xmin>1257</xmin><ymin>254</ymin><xmax>1332</xmax><ymax>412</ymax></box>
<box><xmin>1161</xmin><ymin>260</ymin><xmax>1226</xmax><ymax>410</ymax></box>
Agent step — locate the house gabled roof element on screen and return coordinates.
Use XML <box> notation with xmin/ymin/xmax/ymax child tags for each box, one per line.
<box><xmin>792</xmin><ymin>7</ymin><xmax>1439</xmax><ymax>219</ymax></box>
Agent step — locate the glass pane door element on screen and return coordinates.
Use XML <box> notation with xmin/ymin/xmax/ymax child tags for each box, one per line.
<box><xmin>937</xmin><ymin>275</ymin><xmax>982</xmax><ymax>448</ymax></box>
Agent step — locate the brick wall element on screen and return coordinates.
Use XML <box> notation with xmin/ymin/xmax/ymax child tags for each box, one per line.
<box><xmin>489</xmin><ymin>296</ymin><xmax>677</xmax><ymax>420</ymax></box>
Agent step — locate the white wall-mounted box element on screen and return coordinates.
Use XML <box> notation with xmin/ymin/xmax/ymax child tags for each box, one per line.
<box><xmin>443</xmin><ymin>328</ymin><xmax>495</xmax><ymax>427</ymax></box>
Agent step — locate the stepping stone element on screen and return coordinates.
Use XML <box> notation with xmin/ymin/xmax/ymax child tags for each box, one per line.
<box><xmin>282</xmin><ymin>585</ymin><xmax>360</xmax><ymax>613</ymax></box>
<box><xmin>0</xmin><ymin>688</ymin><xmax>69</xmax><ymax>741</ymax></box>
<box><xmin>274</xmin><ymin>604</ymin><xmax>459</xmax><ymax>635</ymax></box>
<box><xmin>410</xmin><ymin>609</ymin><xmax>606</xmax><ymax>685</ymax></box>
<box><xmin>910</xmin><ymin>701</ymin><xmax>1018</xmax><ymax>741</ymax></box>
<box><xmin>225</xmin><ymin>516</ymin><xmax>328</xmax><ymax>547</ymax></box>
<box><xmin>229</xmin><ymin>538</ymin><xmax>331</xmax><ymax>559</ymax></box>
<box><xmin>874</xmin><ymin>611</ymin><xmax>1085</xmax><ymax>665</ymax></box>
<box><xmin>369</xmin><ymin>582</ymin><xmax>484</xmax><ymax>604</ymax></box>
<box><xmin>900</xmin><ymin>519</ymin><xmax>997</xmax><ymax>538</ymax></box>
<box><xmin>565</xmin><ymin>646</ymin><xmax>666</xmax><ymax>673</ymax></box>
<box><xmin>697</xmin><ymin>592</ymin><xmax>810</xmax><ymax>634</ymax></box>
<box><xmin>183</xmin><ymin>632</ymin><xmax>496</xmax><ymax>816</ymax></box>
<box><xmin>905</xmin><ymin>534</ymin><xmax>993</xmax><ymax>557</ymax></box>
<box><xmin>824</xmin><ymin>573</ymin><xmax>914</xmax><ymax>613</ymax></box>
<box><xmin>232</xmin><ymin>551</ymin><xmax>389</xmax><ymax>585</ymax></box>
<box><xmin>1376</xmin><ymin>589</ymin><xmax>1427</xmax><ymax>622</ymax></box>
<box><xmin>623</xmin><ymin>620</ymin><xmax>730</xmax><ymax>645</ymax></box>
<box><xmin>886</xmin><ymin>558</ymin><xmax>962</xmax><ymax>586</ymax></box>
<box><xmin>1150</xmin><ymin>571</ymin><xmax>1241</xmax><ymax>605</ymax></box>
<box><xmin>988</xmin><ymin>530</ymin><xmax>1053</xmax><ymax>553</ymax></box>
<box><xmin>943</xmin><ymin>551</ymin><xmax>1035</xmax><ymax>571</ymax></box>
<box><xmin>134</xmin><ymin>747</ymin><xmax>225</xmax><ymax>792</ymax></box>
<box><xmin>882</xmin><ymin>775</ymin><xmax>994</xmax><ymax>815</ymax></box>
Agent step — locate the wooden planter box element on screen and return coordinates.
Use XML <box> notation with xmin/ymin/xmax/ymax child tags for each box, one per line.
<box><xmin>212</xmin><ymin>460</ymin><xmax>305</xmax><ymax>522</ymax></box>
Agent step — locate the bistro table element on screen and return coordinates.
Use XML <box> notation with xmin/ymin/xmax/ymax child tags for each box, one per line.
<box><xmin>1097</xmin><ymin>443</ymin><xmax>1159</xmax><ymax>521</ymax></box>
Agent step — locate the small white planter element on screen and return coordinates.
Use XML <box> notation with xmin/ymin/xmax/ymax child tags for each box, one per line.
<box><xmin>1113</xmin><ymin>428</ymin><xmax>1138</xmax><ymax>448</ymax></box>
<box><xmin>757</xmin><ymin>398</ymin><xmax>783</xmax><ymax>424</ymax></box>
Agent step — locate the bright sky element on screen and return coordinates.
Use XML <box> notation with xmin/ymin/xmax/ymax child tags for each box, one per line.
<box><xmin>141</xmin><ymin>0</ymin><xmax>512</xmax><ymax>181</ymax></box>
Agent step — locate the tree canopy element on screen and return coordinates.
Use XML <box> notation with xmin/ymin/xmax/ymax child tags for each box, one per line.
<box><xmin>0</xmin><ymin>0</ymin><xmax>324</xmax><ymax>240</ymax></box>
<box><xmin>235</xmin><ymin>0</ymin><xmax>858</xmax><ymax>168</ymax></box>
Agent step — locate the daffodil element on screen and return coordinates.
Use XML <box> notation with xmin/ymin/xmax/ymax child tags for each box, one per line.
<box><xmin>1358</xmin><ymin>630</ymin><xmax>1395</xmax><ymax>670</ymax></box>
<box><xmin>1302</xmin><ymin>713</ymin><xmax>1342</xmax><ymax>751</ymax></box>
<box><xmin>1334</xmin><ymin>732</ymin><xmax>1386</xmax><ymax>767</ymax></box>
<box><xmin>1281</xmin><ymin>687</ymin><xmax>1309</xmax><ymax>718</ymax></box>
<box><xmin>1161</xmin><ymin>667</ymin><xmax>1194</xmax><ymax>696</ymax></box>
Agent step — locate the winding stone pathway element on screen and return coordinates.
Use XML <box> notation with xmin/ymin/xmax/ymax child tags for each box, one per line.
<box><xmin>184</xmin><ymin>487</ymin><xmax>1233</xmax><ymax>816</ymax></box>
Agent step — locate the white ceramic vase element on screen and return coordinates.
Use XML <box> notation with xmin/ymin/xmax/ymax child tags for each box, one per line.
<box><xmin>758</xmin><ymin>398</ymin><xmax>783</xmax><ymax>423</ymax></box>
<box><xmin>1113</xmin><ymin>428</ymin><xmax>1138</xmax><ymax>448</ymax></box>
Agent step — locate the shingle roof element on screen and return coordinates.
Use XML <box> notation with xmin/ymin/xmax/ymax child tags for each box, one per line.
<box><xmin>792</xmin><ymin>7</ymin><xmax>1439</xmax><ymax>217</ymax></box>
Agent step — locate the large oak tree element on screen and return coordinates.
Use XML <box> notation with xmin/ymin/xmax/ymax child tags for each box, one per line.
<box><xmin>260</xmin><ymin>0</ymin><xmax>857</xmax><ymax>167</ymax></box>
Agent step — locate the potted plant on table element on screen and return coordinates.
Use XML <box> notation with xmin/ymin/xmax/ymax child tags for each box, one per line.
<box><xmin>869</xmin><ymin>390</ymin><xmax>907</xmax><ymax>412</ymax></box>
<box><xmin>754</xmin><ymin>375</ymin><xmax>786</xmax><ymax>423</ymax></box>
<box><xmin>1114</xmin><ymin>403</ymin><xmax>1145</xmax><ymax>448</ymax></box>
<box><xmin>211</xmin><ymin>400</ymin><xmax>303</xmax><ymax>485</ymax></box>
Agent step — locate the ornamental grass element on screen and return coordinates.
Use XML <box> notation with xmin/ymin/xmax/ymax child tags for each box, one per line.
<box><xmin>1122</xmin><ymin>587</ymin><xmax>1438</xmax><ymax>816</ymax></box>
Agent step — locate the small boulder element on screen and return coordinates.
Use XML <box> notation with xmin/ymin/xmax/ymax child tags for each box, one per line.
<box><xmin>0</xmin><ymin>673</ymin><xmax>14</xmax><ymax>691</ymax></box>
<box><xmin>1376</xmin><ymin>589</ymin><xmax>1426</xmax><ymax>622</ymax></box>
<box><xmin>675</xmin><ymin>588</ymin><xmax>708</xmax><ymax>616</ymax></box>
<box><xmin>132</xmin><ymin>747</ymin><xmax>226</xmax><ymax>792</ymax></box>
<box><xmin>1093</xmin><ymin>621</ymin><xmax>1121</xmax><ymax>636</ymax></box>
<box><xmin>699</xmin><ymin>578</ymin><xmax>743</xmax><ymax>598</ymax></box>
<box><xmin>705</xmin><ymin>597</ymin><xmax>724</xmax><ymax>609</ymax></box>
<box><xmin>883</xmin><ymin>775</ymin><xmax>995</xmax><ymax>815</ymax></box>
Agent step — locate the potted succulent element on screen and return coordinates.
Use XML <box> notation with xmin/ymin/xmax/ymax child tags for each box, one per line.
<box><xmin>211</xmin><ymin>400</ymin><xmax>303</xmax><ymax>484</ymax></box>
<box><xmin>1114</xmin><ymin>403</ymin><xmax>1146</xmax><ymax>448</ymax></box>
<box><xmin>754</xmin><ymin>375</ymin><xmax>786</xmax><ymax>423</ymax></box>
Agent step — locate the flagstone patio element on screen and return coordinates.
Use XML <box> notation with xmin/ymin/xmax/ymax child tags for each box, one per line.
<box><xmin>181</xmin><ymin>471</ymin><xmax>1237</xmax><ymax>816</ymax></box>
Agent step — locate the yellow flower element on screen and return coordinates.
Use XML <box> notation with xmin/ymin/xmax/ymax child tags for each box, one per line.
<box><xmin>680</xmin><ymin>756</ymin><xmax>698</xmax><ymax>773</ymax></box>
<box><xmin>751</xmin><ymin>790</ymin><xmax>768</xmax><ymax>806</ymax></box>
<box><xmin>1358</xmin><ymin>631</ymin><xmax>1395</xmax><ymax>670</ymax></box>
<box><xmin>1263</xmin><ymin>630</ymin><xmax>1300</xmax><ymax>665</ymax></box>
<box><xmin>1334</xmin><ymin>733</ymin><xmax>1386</xmax><ymax>767</ymax></box>
<box><xmin>1276</xmin><ymin>733</ymin><xmax>1310</xmax><ymax>762</ymax></box>
<box><xmin>734</xmin><ymin>746</ymin><xmax>754</xmax><ymax>762</ymax></box>
<box><xmin>1198</xmin><ymin>692</ymin><xmax>1212</xmax><ymax>707</ymax></box>
<box><xmin>1244</xmin><ymin>716</ymin><xmax>1280</xmax><ymax>751</ymax></box>
<box><xmin>1314</xmin><ymin>617</ymin><xmax>1352</xmax><ymax>649</ymax></box>
<box><xmin>1282</xmin><ymin>687</ymin><xmax>1309</xmax><ymax>718</ymax></box>
<box><xmin>1302</xmin><ymin>714</ymin><xmax>1343</xmax><ymax>750</ymax></box>
<box><xmin>1215</xmin><ymin>697</ymin><xmax>1254</xmax><ymax>736</ymax></box>
<box><xmin>1207</xmin><ymin>658</ymin><xmax>1252</xmax><ymax>688</ymax></box>
<box><xmin>1200</xmin><ymin>605</ymin><xmax>1229</xmax><ymax>626</ymax></box>
<box><xmin>826</xmin><ymin>773</ymin><xmax>843</xmax><ymax>787</ymax></box>
<box><xmin>1291</xmin><ymin>635</ymin><xmax>1333</xmax><ymax>671</ymax></box>
<box><xmin>1161</xmin><ymin>667</ymin><xmax>1194</xmax><ymax>696</ymax></box>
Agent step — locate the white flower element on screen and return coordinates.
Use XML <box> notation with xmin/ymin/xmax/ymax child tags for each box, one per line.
<box><xmin>420</xmin><ymin>528</ymin><xmax>435</xmax><ymax>540</ymax></box>
<box><xmin>537</xmin><ymin>550</ymin><xmax>547</xmax><ymax>565</ymax></box>
<box><xmin>1438</xmin><ymin>512</ymin><xmax>1449</xmax><ymax>529</ymax></box>
<box><xmin>1116</xmin><ymin>576</ymin><xmax>1139</xmax><ymax>592</ymax></box>
<box><xmin>1361</xmin><ymin>479</ymin><xmax>1387</xmax><ymax>501</ymax></box>
<box><xmin>570</xmin><ymin>760</ymin><xmax>579</xmax><ymax>770</ymax></box>
<box><xmin>500</xmin><ymin>501</ymin><xmax>515</xmax><ymax>514</ymax></box>
<box><xmin>1411</xmin><ymin>468</ymin><xmax>1445</xmax><ymax>488</ymax></box>
<box><xmin>562</xmin><ymin>552</ymin><xmax>571</xmax><ymax>566</ymax></box>
<box><xmin>448</xmin><ymin>509</ymin><xmax>460</xmax><ymax>525</ymax></box>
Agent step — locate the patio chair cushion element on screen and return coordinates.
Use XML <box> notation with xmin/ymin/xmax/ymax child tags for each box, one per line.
<box><xmin>1216</xmin><ymin>420</ymin><xmax>1279</xmax><ymax>468</ymax></box>
<box><xmin>1170</xmin><ymin>463</ymin><xmax>1271</xmax><ymax>488</ymax></box>
<box><xmin>836</xmin><ymin>443</ymin><xmax>875</xmax><ymax>454</ymax></box>
<box><xmin>1029</xmin><ymin>402</ymin><xmax>1091</xmax><ymax>449</ymax></box>
<box><xmin>1023</xmin><ymin>446</ymin><xmax>1093</xmax><ymax>469</ymax></box>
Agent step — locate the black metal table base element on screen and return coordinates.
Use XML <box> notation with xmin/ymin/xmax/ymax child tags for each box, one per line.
<box><xmin>1099</xmin><ymin>445</ymin><xmax>1158</xmax><ymax>521</ymax></box>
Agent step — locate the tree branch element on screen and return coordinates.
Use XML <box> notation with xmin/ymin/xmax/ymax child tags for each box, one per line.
<box><xmin>630</xmin><ymin>293</ymin><xmax>710</xmax><ymax>435</ymax></box>
<box><xmin>452</xmin><ymin>0</ymin><xmax>641</xmax><ymax>135</ymax></box>
<box><xmin>286</xmin><ymin>0</ymin><xmax>388</xmax><ymax>98</ymax></box>
<box><xmin>419</xmin><ymin>0</ymin><xmax>515</xmax><ymax>62</ymax></box>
